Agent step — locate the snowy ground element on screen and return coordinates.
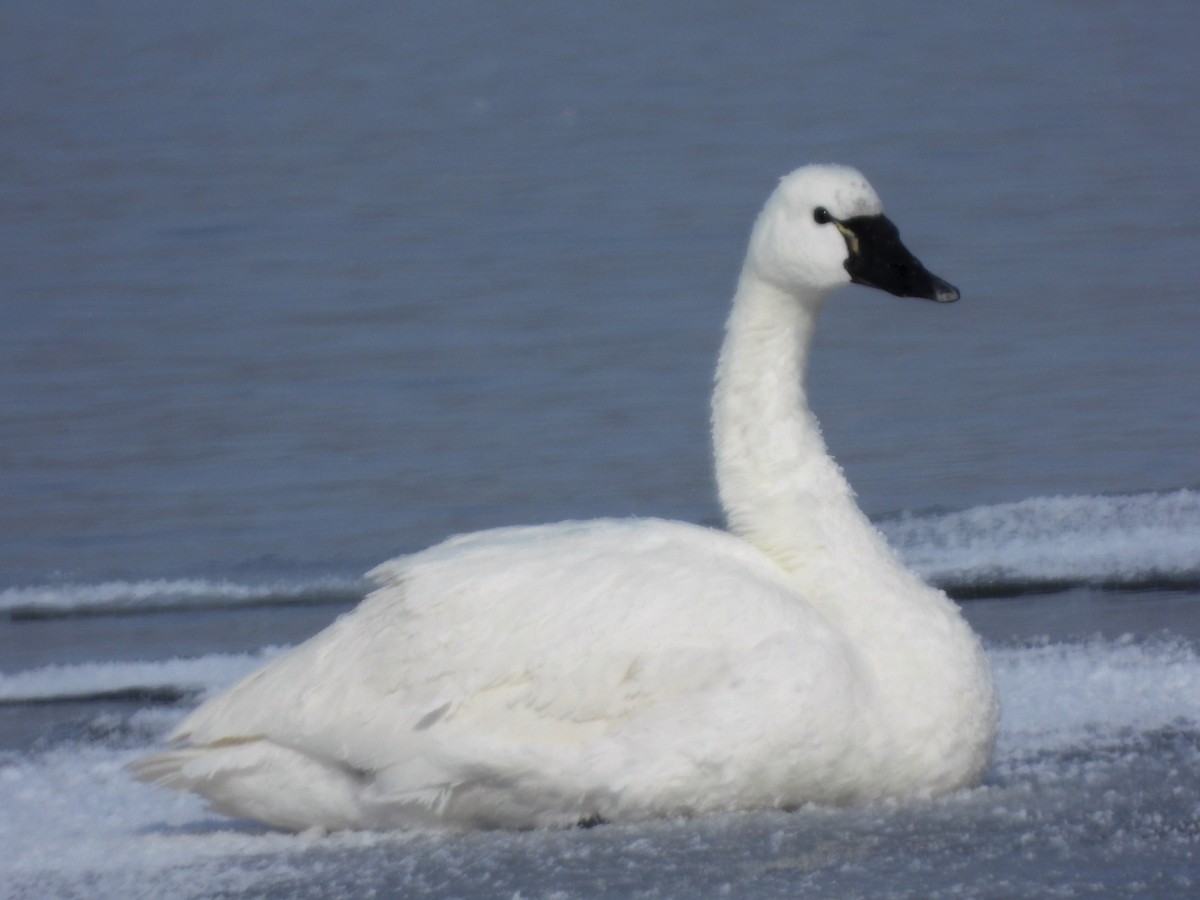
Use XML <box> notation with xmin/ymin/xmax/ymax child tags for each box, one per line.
<box><xmin>3</xmin><ymin>630</ymin><xmax>1197</xmax><ymax>899</ymax></box>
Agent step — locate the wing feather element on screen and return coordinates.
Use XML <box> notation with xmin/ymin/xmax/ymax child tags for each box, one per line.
<box><xmin>170</xmin><ymin>518</ymin><xmax>839</xmax><ymax>802</ymax></box>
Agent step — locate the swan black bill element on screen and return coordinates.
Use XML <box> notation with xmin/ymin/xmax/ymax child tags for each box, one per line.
<box><xmin>838</xmin><ymin>214</ymin><xmax>960</xmax><ymax>303</ymax></box>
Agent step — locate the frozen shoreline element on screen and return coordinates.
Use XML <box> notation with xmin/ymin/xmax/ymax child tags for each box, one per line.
<box><xmin>3</xmin><ymin>620</ymin><xmax>1198</xmax><ymax>899</ymax></box>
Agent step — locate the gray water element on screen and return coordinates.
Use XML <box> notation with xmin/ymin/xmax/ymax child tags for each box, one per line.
<box><xmin>2</xmin><ymin>2</ymin><xmax>1199</xmax><ymax>897</ymax></box>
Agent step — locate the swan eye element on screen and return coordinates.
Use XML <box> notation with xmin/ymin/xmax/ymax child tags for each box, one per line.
<box><xmin>813</xmin><ymin>207</ymin><xmax>833</xmax><ymax>225</ymax></box>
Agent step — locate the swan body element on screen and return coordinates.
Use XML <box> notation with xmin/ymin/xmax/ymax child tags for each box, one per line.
<box><xmin>132</xmin><ymin>165</ymin><xmax>998</xmax><ymax>831</ymax></box>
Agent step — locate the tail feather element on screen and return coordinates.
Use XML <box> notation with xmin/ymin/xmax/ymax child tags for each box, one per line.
<box><xmin>128</xmin><ymin>739</ymin><xmax>366</xmax><ymax>832</ymax></box>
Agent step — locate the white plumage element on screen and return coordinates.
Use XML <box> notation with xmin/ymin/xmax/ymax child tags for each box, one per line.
<box><xmin>131</xmin><ymin>165</ymin><xmax>998</xmax><ymax>831</ymax></box>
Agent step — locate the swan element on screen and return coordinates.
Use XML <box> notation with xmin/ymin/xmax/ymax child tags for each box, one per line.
<box><xmin>131</xmin><ymin>165</ymin><xmax>998</xmax><ymax>831</ymax></box>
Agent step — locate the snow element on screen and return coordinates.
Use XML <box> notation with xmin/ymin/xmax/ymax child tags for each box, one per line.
<box><xmin>881</xmin><ymin>489</ymin><xmax>1200</xmax><ymax>591</ymax></box>
<box><xmin>2</xmin><ymin>636</ymin><xmax>1197</xmax><ymax>898</ymax></box>
<box><xmin>0</xmin><ymin>649</ymin><xmax>284</xmax><ymax>704</ymax></box>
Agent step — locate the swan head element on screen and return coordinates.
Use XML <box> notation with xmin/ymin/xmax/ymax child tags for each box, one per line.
<box><xmin>747</xmin><ymin>164</ymin><xmax>960</xmax><ymax>303</ymax></box>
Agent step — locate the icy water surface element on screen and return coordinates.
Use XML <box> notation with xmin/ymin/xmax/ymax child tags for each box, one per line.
<box><xmin>3</xmin><ymin>1</ymin><xmax>1199</xmax><ymax>897</ymax></box>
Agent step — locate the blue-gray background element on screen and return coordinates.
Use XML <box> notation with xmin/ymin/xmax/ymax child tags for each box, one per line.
<box><xmin>2</xmin><ymin>3</ymin><xmax>1198</xmax><ymax>897</ymax></box>
<box><xmin>6</xmin><ymin>2</ymin><xmax>1197</xmax><ymax>584</ymax></box>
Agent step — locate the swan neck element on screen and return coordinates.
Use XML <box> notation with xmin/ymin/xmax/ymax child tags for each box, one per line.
<box><xmin>712</xmin><ymin>272</ymin><xmax>859</xmax><ymax>568</ymax></box>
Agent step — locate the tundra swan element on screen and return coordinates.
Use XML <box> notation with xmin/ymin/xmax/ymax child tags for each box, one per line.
<box><xmin>132</xmin><ymin>165</ymin><xmax>997</xmax><ymax>831</ymax></box>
